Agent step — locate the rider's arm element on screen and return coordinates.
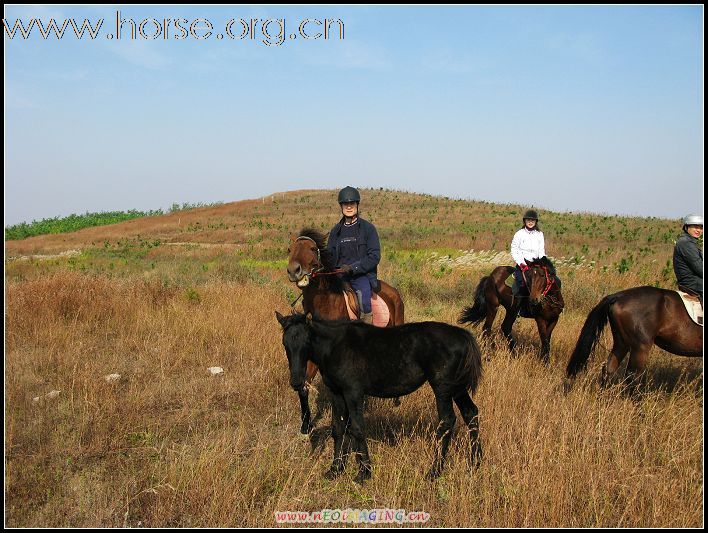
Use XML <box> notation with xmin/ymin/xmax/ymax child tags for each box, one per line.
<box><xmin>511</xmin><ymin>230</ymin><xmax>525</xmax><ymax>265</ymax></box>
<box><xmin>327</xmin><ymin>226</ymin><xmax>339</xmax><ymax>266</ymax></box>
<box><xmin>537</xmin><ymin>231</ymin><xmax>546</xmax><ymax>259</ymax></box>
<box><xmin>350</xmin><ymin>223</ymin><xmax>381</xmax><ymax>275</ymax></box>
<box><xmin>678</xmin><ymin>238</ymin><xmax>703</xmax><ymax>279</ymax></box>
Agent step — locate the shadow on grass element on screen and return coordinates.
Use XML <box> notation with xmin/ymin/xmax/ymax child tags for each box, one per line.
<box><xmin>646</xmin><ymin>358</ymin><xmax>703</xmax><ymax>396</ymax></box>
<box><xmin>306</xmin><ymin>384</ymin><xmax>439</xmax><ymax>454</ymax></box>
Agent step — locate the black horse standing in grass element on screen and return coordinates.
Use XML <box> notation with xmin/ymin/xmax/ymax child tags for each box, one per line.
<box><xmin>275</xmin><ymin>311</ymin><xmax>483</xmax><ymax>483</ymax></box>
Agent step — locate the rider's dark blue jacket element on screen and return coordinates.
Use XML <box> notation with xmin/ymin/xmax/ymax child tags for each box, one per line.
<box><xmin>327</xmin><ymin>217</ymin><xmax>380</xmax><ymax>289</ymax></box>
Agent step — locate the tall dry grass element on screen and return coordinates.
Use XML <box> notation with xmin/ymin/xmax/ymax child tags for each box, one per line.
<box><xmin>5</xmin><ymin>270</ymin><xmax>702</xmax><ymax>527</ymax></box>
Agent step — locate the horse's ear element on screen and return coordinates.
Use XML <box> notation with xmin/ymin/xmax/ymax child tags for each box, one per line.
<box><xmin>275</xmin><ymin>311</ymin><xmax>286</xmax><ymax>326</ymax></box>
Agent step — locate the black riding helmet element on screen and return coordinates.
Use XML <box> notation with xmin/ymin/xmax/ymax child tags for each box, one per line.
<box><xmin>338</xmin><ymin>186</ymin><xmax>361</xmax><ymax>204</ymax></box>
<box><xmin>523</xmin><ymin>209</ymin><xmax>539</xmax><ymax>221</ymax></box>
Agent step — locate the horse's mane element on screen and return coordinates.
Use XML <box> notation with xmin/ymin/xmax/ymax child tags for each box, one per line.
<box><xmin>283</xmin><ymin>312</ymin><xmax>352</xmax><ymax>329</ymax></box>
<box><xmin>298</xmin><ymin>227</ymin><xmax>327</xmax><ymax>250</ymax></box>
<box><xmin>528</xmin><ymin>256</ymin><xmax>557</xmax><ymax>277</ymax></box>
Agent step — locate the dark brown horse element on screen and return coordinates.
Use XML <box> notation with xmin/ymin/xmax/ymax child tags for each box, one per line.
<box><xmin>286</xmin><ymin>228</ymin><xmax>405</xmax><ymax>433</ymax></box>
<box><xmin>566</xmin><ymin>286</ymin><xmax>702</xmax><ymax>388</ymax></box>
<box><xmin>458</xmin><ymin>257</ymin><xmax>564</xmax><ymax>364</ymax></box>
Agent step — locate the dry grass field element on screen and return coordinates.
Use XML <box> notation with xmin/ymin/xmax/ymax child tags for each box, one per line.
<box><xmin>5</xmin><ymin>189</ymin><xmax>703</xmax><ymax>527</ymax></box>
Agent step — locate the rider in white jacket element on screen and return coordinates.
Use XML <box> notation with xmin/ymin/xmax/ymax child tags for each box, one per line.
<box><xmin>511</xmin><ymin>209</ymin><xmax>545</xmax><ymax>297</ymax></box>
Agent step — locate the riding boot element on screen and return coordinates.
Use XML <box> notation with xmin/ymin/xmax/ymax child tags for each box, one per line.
<box><xmin>361</xmin><ymin>312</ymin><xmax>374</xmax><ymax>325</ymax></box>
<box><xmin>518</xmin><ymin>298</ymin><xmax>533</xmax><ymax>318</ymax></box>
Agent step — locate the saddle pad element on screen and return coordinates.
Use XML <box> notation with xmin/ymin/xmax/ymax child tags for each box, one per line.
<box><xmin>678</xmin><ymin>291</ymin><xmax>703</xmax><ymax>326</ymax></box>
<box><xmin>343</xmin><ymin>292</ymin><xmax>390</xmax><ymax>327</ymax></box>
<box><xmin>505</xmin><ymin>274</ymin><xmax>514</xmax><ymax>288</ymax></box>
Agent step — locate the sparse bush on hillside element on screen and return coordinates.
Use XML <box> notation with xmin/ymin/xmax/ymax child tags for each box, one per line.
<box><xmin>5</xmin><ymin>210</ymin><xmax>164</xmax><ymax>240</ymax></box>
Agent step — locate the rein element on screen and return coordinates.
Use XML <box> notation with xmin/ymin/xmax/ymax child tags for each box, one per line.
<box><xmin>290</xmin><ymin>291</ymin><xmax>304</xmax><ymax>309</ymax></box>
<box><xmin>541</xmin><ymin>266</ymin><xmax>554</xmax><ymax>297</ymax></box>
<box><xmin>312</xmin><ymin>269</ymin><xmax>346</xmax><ymax>277</ymax></box>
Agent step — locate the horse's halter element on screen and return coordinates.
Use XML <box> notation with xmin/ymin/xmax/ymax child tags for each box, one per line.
<box><xmin>523</xmin><ymin>264</ymin><xmax>554</xmax><ymax>302</ymax></box>
<box><xmin>289</xmin><ymin>236</ymin><xmax>326</xmax><ymax>290</ymax></box>
<box><xmin>294</xmin><ymin>236</ymin><xmax>323</xmax><ymax>276</ymax></box>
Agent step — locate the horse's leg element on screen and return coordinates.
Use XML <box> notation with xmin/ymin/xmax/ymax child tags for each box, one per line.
<box><xmin>601</xmin><ymin>341</ymin><xmax>629</xmax><ymax>389</ymax></box>
<box><xmin>482</xmin><ymin>305</ymin><xmax>498</xmax><ymax>339</ymax></box>
<box><xmin>344</xmin><ymin>394</ymin><xmax>371</xmax><ymax>484</ymax></box>
<box><xmin>325</xmin><ymin>393</ymin><xmax>349</xmax><ymax>480</ymax></box>
<box><xmin>624</xmin><ymin>344</ymin><xmax>652</xmax><ymax>396</ymax></box>
<box><xmin>427</xmin><ymin>393</ymin><xmax>456</xmax><ymax>480</ymax></box>
<box><xmin>298</xmin><ymin>362</ymin><xmax>318</xmax><ymax>434</ymax></box>
<box><xmin>297</xmin><ymin>388</ymin><xmax>312</xmax><ymax>434</ymax></box>
<box><xmin>453</xmin><ymin>393</ymin><xmax>482</xmax><ymax>468</ymax></box>
<box><xmin>535</xmin><ymin>317</ymin><xmax>557</xmax><ymax>365</ymax></box>
<box><xmin>500</xmin><ymin>305</ymin><xmax>518</xmax><ymax>352</ymax></box>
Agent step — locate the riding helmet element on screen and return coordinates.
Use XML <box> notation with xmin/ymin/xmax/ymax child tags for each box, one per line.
<box><xmin>523</xmin><ymin>209</ymin><xmax>539</xmax><ymax>221</ymax></box>
<box><xmin>338</xmin><ymin>186</ymin><xmax>361</xmax><ymax>204</ymax></box>
<box><xmin>683</xmin><ymin>214</ymin><xmax>703</xmax><ymax>227</ymax></box>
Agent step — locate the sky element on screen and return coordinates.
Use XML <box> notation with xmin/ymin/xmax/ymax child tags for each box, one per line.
<box><xmin>4</xmin><ymin>5</ymin><xmax>704</xmax><ymax>225</ymax></box>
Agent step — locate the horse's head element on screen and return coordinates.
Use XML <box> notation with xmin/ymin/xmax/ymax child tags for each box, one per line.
<box><xmin>287</xmin><ymin>228</ymin><xmax>328</xmax><ymax>288</ymax></box>
<box><xmin>525</xmin><ymin>257</ymin><xmax>553</xmax><ymax>306</ymax></box>
<box><xmin>275</xmin><ymin>311</ymin><xmax>312</xmax><ymax>391</ymax></box>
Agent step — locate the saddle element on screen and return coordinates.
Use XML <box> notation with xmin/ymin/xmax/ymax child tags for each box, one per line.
<box><xmin>343</xmin><ymin>289</ymin><xmax>390</xmax><ymax>326</ymax></box>
<box><xmin>677</xmin><ymin>290</ymin><xmax>703</xmax><ymax>326</ymax></box>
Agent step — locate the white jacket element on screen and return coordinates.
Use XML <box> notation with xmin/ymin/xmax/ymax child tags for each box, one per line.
<box><xmin>511</xmin><ymin>228</ymin><xmax>546</xmax><ymax>266</ymax></box>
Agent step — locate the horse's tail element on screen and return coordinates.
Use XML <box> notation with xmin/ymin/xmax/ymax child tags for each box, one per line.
<box><xmin>458</xmin><ymin>276</ymin><xmax>490</xmax><ymax>326</ymax></box>
<box><xmin>566</xmin><ymin>294</ymin><xmax>619</xmax><ymax>377</ymax></box>
<box><xmin>456</xmin><ymin>329</ymin><xmax>484</xmax><ymax>396</ymax></box>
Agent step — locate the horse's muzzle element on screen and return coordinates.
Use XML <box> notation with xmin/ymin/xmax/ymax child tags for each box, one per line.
<box><xmin>287</xmin><ymin>263</ymin><xmax>303</xmax><ymax>283</ymax></box>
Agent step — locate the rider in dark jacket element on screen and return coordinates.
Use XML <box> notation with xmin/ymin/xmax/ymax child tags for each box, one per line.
<box><xmin>673</xmin><ymin>214</ymin><xmax>703</xmax><ymax>302</ymax></box>
<box><xmin>327</xmin><ymin>186</ymin><xmax>381</xmax><ymax>324</ymax></box>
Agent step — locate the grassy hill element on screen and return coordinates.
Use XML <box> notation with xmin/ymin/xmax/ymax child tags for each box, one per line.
<box><xmin>5</xmin><ymin>189</ymin><xmax>701</xmax><ymax>527</ymax></box>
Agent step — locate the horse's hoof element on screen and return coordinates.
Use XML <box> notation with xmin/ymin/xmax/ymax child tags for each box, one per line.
<box><xmin>324</xmin><ymin>467</ymin><xmax>343</xmax><ymax>481</ymax></box>
<box><xmin>425</xmin><ymin>466</ymin><xmax>442</xmax><ymax>481</ymax></box>
<box><xmin>354</xmin><ymin>469</ymin><xmax>372</xmax><ymax>485</ymax></box>
<box><xmin>600</xmin><ymin>363</ymin><xmax>608</xmax><ymax>388</ymax></box>
<box><xmin>471</xmin><ymin>444</ymin><xmax>483</xmax><ymax>469</ymax></box>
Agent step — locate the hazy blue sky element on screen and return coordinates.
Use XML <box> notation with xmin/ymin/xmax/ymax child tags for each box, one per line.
<box><xmin>4</xmin><ymin>5</ymin><xmax>703</xmax><ymax>225</ymax></box>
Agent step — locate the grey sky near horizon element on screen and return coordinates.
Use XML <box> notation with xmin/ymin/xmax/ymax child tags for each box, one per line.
<box><xmin>4</xmin><ymin>5</ymin><xmax>704</xmax><ymax>226</ymax></box>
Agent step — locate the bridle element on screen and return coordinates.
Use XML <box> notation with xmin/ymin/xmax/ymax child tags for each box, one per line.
<box><xmin>288</xmin><ymin>235</ymin><xmax>348</xmax><ymax>309</ymax></box>
<box><xmin>294</xmin><ymin>236</ymin><xmax>324</xmax><ymax>278</ymax></box>
<box><xmin>522</xmin><ymin>264</ymin><xmax>556</xmax><ymax>301</ymax></box>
